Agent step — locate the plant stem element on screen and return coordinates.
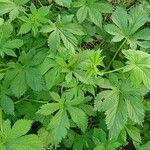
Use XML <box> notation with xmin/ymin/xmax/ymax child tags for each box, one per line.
<box><xmin>22</xmin><ymin>10</ymin><xmax>29</xmax><ymax>16</ymax></box>
<box><xmin>28</xmin><ymin>99</ymin><xmax>47</xmax><ymax>103</ymax></box>
<box><xmin>103</xmin><ymin>67</ymin><xmax>124</xmax><ymax>75</ymax></box>
<box><xmin>14</xmin><ymin>96</ymin><xmax>30</xmax><ymax>104</ymax></box>
<box><xmin>0</xmin><ymin>67</ymin><xmax>11</xmax><ymax>73</ymax></box>
<box><xmin>105</xmin><ymin>40</ymin><xmax>126</xmax><ymax>71</ymax></box>
<box><xmin>15</xmin><ymin>98</ymin><xmax>47</xmax><ymax>104</ymax></box>
<box><xmin>0</xmin><ymin>64</ymin><xmax>9</xmax><ymax>67</ymax></box>
<box><xmin>0</xmin><ymin>108</ymin><xmax>3</xmax><ymax>132</ymax></box>
<box><xmin>37</xmin><ymin>0</ymin><xmax>43</xmax><ymax>7</ymax></box>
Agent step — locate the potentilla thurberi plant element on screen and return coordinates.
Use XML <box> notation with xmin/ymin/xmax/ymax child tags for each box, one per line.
<box><xmin>0</xmin><ymin>0</ymin><xmax>150</xmax><ymax>149</ymax></box>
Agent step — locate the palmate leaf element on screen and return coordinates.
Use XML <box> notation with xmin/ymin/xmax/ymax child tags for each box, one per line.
<box><xmin>6</xmin><ymin>65</ymin><xmax>45</xmax><ymax>98</ymax></box>
<box><xmin>0</xmin><ymin>119</ymin><xmax>44</xmax><ymax>150</ymax></box>
<box><xmin>40</xmin><ymin>15</ymin><xmax>84</xmax><ymax>53</ymax></box>
<box><xmin>40</xmin><ymin>49</ymin><xmax>103</xmax><ymax>90</ymax></box>
<box><xmin>39</xmin><ymin>53</ymin><xmax>65</xmax><ymax>90</ymax></box>
<box><xmin>37</xmin><ymin>92</ymin><xmax>88</xmax><ymax>145</ymax></box>
<box><xmin>5</xmin><ymin>51</ymin><xmax>46</xmax><ymax>98</ymax></box>
<box><xmin>0</xmin><ymin>0</ymin><xmax>29</xmax><ymax>20</ymax></box>
<box><xmin>2</xmin><ymin>39</ymin><xmax>23</xmax><ymax>56</ymax></box>
<box><xmin>37</xmin><ymin>92</ymin><xmax>69</xmax><ymax>145</ymax></box>
<box><xmin>0</xmin><ymin>22</ymin><xmax>23</xmax><ymax>58</ymax></box>
<box><xmin>19</xmin><ymin>4</ymin><xmax>49</xmax><ymax>36</ymax></box>
<box><xmin>104</xmin><ymin>6</ymin><xmax>150</xmax><ymax>49</ymax></box>
<box><xmin>48</xmin><ymin>109</ymin><xmax>70</xmax><ymax>145</ymax></box>
<box><xmin>73</xmin><ymin>0</ymin><xmax>112</xmax><ymax>27</ymax></box>
<box><xmin>37</xmin><ymin>101</ymin><xmax>69</xmax><ymax>145</ymax></box>
<box><xmin>94</xmin><ymin>76</ymin><xmax>147</xmax><ymax>139</ymax></box>
<box><xmin>95</xmin><ymin>86</ymin><xmax>128</xmax><ymax>139</ymax></box>
<box><xmin>93</xmin><ymin>128</ymin><xmax>121</xmax><ymax>150</ymax></box>
<box><xmin>123</xmin><ymin>50</ymin><xmax>150</xmax><ymax>90</ymax></box>
<box><xmin>121</xmin><ymin>80</ymin><xmax>147</xmax><ymax>125</ymax></box>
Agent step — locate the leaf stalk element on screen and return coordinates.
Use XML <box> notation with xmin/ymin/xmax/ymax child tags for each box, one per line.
<box><xmin>105</xmin><ymin>39</ymin><xmax>126</xmax><ymax>70</ymax></box>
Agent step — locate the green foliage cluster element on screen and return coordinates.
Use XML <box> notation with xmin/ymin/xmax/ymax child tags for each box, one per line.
<box><xmin>0</xmin><ymin>0</ymin><xmax>150</xmax><ymax>149</ymax></box>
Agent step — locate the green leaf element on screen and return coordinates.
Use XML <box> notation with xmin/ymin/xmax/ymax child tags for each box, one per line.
<box><xmin>10</xmin><ymin>119</ymin><xmax>32</xmax><ymax>139</ymax></box>
<box><xmin>140</xmin><ymin>142</ymin><xmax>150</xmax><ymax>150</ymax></box>
<box><xmin>95</xmin><ymin>87</ymin><xmax>128</xmax><ymax>139</ymax></box>
<box><xmin>133</xmin><ymin>28</ymin><xmax>150</xmax><ymax>40</ymax></box>
<box><xmin>97</xmin><ymin>2</ymin><xmax>113</xmax><ymax>13</ymax></box>
<box><xmin>77</xmin><ymin>6</ymin><xmax>88</xmax><ymax>23</ymax></box>
<box><xmin>59</xmin><ymin>29</ymin><xmax>77</xmax><ymax>53</ymax></box>
<box><xmin>55</xmin><ymin>0</ymin><xmax>72</xmax><ymax>7</ymax></box>
<box><xmin>4</xmin><ymin>39</ymin><xmax>23</xmax><ymax>49</ymax></box>
<box><xmin>9</xmin><ymin>8</ymin><xmax>19</xmax><ymax>21</ymax></box>
<box><xmin>106</xmin><ymin>98</ymin><xmax>128</xmax><ymax>139</ymax></box>
<box><xmin>125</xmin><ymin>95</ymin><xmax>144</xmax><ymax>125</ymax></box>
<box><xmin>18</xmin><ymin>23</ymin><xmax>31</xmax><ymax>35</ymax></box>
<box><xmin>48</xmin><ymin>109</ymin><xmax>70</xmax><ymax>145</ymax></box>
<box><xmin>126</xmin><ymin>125</ymin><xmax>141</xmax><ymax>143</ymax></box>
<box><xmin>123</xmin><ymin>50</ymin><xmax>150</xmax><ymax>89</ymax></box>
<box><xmin>88</xmin><ymin>7</ymin><xmax>102</xmax><ymax>27</ymax></box>
<box><xmin>104</xmin><ymin>24</ymin><xmax>122</xmax><ymax>36</ymax></box>
<box><xmin>128</xmin><ymin>5</ymin><xmax>148</xmax><ymax>35</ymax></box>
<box><xmin>67</xmin><ymin>106</ymin><xmax>88</xmax><ymax>132</ymax></box>
<box><xmin>50</xmin><ymin>92</ymin><xmax>61</xmax><ymax>102</ymax></box>
<box><xmin>0</xmin><ymin>0</ymin><xmax>16</xmax><ymax>15</ymax></box>
<box><xmin>0</xmin><ymin>73</ymin><xmax>4</xmax><ymax>80</ymax></box>
<box><xmin>48</xmin><ymin>30</ymin><xmax>60</xmax><ymax>51</ymax></box>
<box><xmin>40</xmin><ymin>24</ymin><xmax>55</xmax><ymax>33</ymax></box>
<box><xmin>0</xmin><ymin>2</ymin><xmax>149</xmax><ymax>149</ymax></box>
<box><xmin>37</xmin><ymin>91</ymin><xmax>88</xmax><ymax>145</ymax></box>
<box><xmin>0</xmin><ymin>119</ymin><xmax>44</xmax><ymax>150</ymax></box>
<box><xmin>95</xmin><ymin>77</ymin><xmax>146</xmax><ymax>139</ymax></box>
<box><xmin>105</xmin><ymin>5</ymin><xmax>149</xmax><ymax>49</ymax></box>
<box><xmin>18</xmin><ymin>4</ymin><xmax>49</xmax><ymax>36</ymax></box>
<box><xmin>38</xmin><ymin>128</ymin><xmax>51</xmax><ymax>148</ymax></box>
<box><xmin>0</xmin><ymin>0</ymin><xmax>29</xmax><ymax>20</ymax></box>
<box><xmin>7</xmin><ymin>135</ymin><xmax>44</xmax><ymax>150</ymax></box>
<box><xmin>37</xmin><ymin>103</ymin><xmax>60</xmax><ymax>115</ymax></box>
<box><xmin>4</xmin><ymin>39</ymin><xmax>23</xmax><ymax>56</ymax></box>
<box><xmin>0</xmin><ymin>17</ymin><xmax>4</xmax><ymax>26</ymax></box>
<box><xmin>94</xmin><ymin>90</ymin><xmax>116</xmax><ymax>112</ymax></box>
<box><xmin>0</xmin><ymin>95</ymin><xmax>14</xmax><ymax>115</ymax></box>
<box><xmin>63</xmin><ymin>24</ymin><xmax>84</xmax><ymax>35</ymax></box>
<box><xmin>25</xmin><ymin>67</ymin><xmax>45</xmax><ymax>91</ymax></box>
<box><xmin>44</xmin><ymin>68</ymin><xmax>61</xmax><ymax>90</ymax></box>
<box><xmin>40</xmin><ymin>15</ymin><xmax>84</xmax><ymax>52</ymax></box>
<box><xmin>11</xmin><ymin>70</ymin><xmax>27</xmax><ymax>98</ymax></box>
<box><xmin>75</xmin><ymin>0</ymin><xmax>112</xmax><ymax>27</ymax></box>
<box><xmin>37</xmin><ymin>94</ymin><xmax>69</xmax><ymax>145</ymax></box>
<box><xmin>3</xmin><ymin>48</ymin><xmax>17</xmax><ymax>57</ymax></box>
<box><xmin>111</xmin><ymin>6</ymin><xmax>128</xmax><ymax>30</ymax></box>
<box><xmin>29</xmin><ymin>51</ymin><xmax>47</xmax><ymax>67</ymax></box>
<box><xmin>0</xmin><ymin>23</ymin><xmax>23</xmax><ymax>57</ymax></box>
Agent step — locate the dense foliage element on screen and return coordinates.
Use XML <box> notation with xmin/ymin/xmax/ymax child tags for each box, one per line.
<box><xmin>0</xmin><ymin>0</ymin><xmax>150</xmax><ymax>149</ymax></box>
